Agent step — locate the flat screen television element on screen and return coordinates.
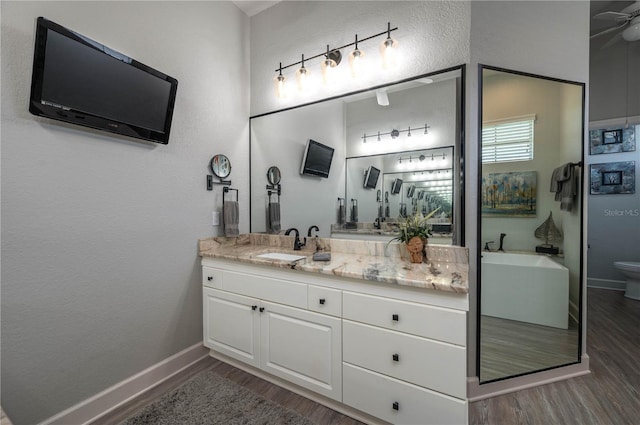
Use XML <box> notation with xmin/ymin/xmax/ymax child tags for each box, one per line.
<box><xmin>300</xmin><ymin>139</ymin><xmax>334</xmax><ymax>178</ymax></box>
<box><xmin>391</xmin><ymin>178</ymin><xmax>403</xmax><ymax>194</ymax></box>
<box><xmin>29</xmin><ymin>17</ymin><xmax>178</xmax><ymax>144</ymax></box>
<box><xmin>363</xmin><ymin>166</ymin><xmax>380</xmax><ymax>189</ymax></box>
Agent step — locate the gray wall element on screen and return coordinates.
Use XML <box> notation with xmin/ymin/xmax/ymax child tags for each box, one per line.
<box><xmin>0</xmin><ymin>2</ymin><xmax>249</xmax><ymax>424</ymax></box>
<box><xmin>588</xmin><ymin>2</ymin><xmax>640</xmax><ymax>287</ymax></box>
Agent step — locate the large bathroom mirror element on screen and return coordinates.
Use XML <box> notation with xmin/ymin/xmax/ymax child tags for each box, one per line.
<box><xmin>478</xmin><ymin>65</ymin><xmax>584</xmax><ymax>383</ymax></box>
<box><xmin>250</xmin><ymin>66</ymin><xmax>464</xmax><ymax>245</ymax></box>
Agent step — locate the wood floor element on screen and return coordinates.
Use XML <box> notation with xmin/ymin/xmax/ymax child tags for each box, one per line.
<box><xmin>94</xmin><ymin>288</ymin><xmax>639</xmax><ymax>425</ymax></box>
<box><xmin>480</xmin><ymin>314</ymin><xmax>579</xmax><ymax>381</ymax></box>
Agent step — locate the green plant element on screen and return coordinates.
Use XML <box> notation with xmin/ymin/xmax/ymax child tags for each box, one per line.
<box><xmin>389</xmin><ymin>208</ymin><xmax>440</xmax><ymax>244</ymax></box>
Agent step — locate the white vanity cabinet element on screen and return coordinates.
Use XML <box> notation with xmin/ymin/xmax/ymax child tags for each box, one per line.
<box><xmin>202</xmin><ymin>257</ymin><xmax>468</xmax><ymax>424</ymax></box>
<box><xmin>202</xmin><ymin>263</ymin><xmax>342</xmax><ymax>401</ymax></box>
<box><xmin>342</xmin><ymin>292</ymin><xmax>468</xmax><ymax>425</ymax></box>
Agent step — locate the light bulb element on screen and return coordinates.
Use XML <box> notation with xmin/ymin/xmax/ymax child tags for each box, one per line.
<box><xmin>321</xmin><ymin>58</ymin><xmax>337</xmax><ymax>84</ymax></box>
<box><xmin>296</xmin><ymin>54</ymin><xmax>310</xmax><ymax>92</ymax></box>
<box><xmin>349</xmin><ymin>35</ymin><xmax>365</xmax><ymax>78</ymax></box>
<box><xmin>274</xmin><ymin>63</ymin><xmax>286</xmax><ymax>98</ymax></box>
<box><xmin>380</xmin><ymin>23</ymin><xmax>398</xmax><ymax>69</ymax></box>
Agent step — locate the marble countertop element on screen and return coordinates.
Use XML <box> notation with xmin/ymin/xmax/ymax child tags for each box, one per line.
<box><xmin>199</xmin><ymin>234</ymin><xmax>469</xmax><ymax>294</ymax></box>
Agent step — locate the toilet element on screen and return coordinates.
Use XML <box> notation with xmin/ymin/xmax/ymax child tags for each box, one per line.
<box><xmin>614</xmin><ymin>261</ymin><xmax>640</xmax><ymax>300</ymax></box>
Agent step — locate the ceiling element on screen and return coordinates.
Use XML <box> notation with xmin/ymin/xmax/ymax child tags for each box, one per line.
<box><xmin>232</xmin><ymin>0</ymin><xmax>280</xmax><ymax>17</ymax></box>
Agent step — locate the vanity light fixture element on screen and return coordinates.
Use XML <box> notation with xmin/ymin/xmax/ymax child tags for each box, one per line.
<box><xmin>398</xmin><ymin>154</ymin><xmax>428</xmax><ymax>164</ymax></box>
<box><xmin>362</xmin><ymin>122</ymin><xmax>431</xmax><ymax>143</ymax></box>
<box><xmin>321</xmin><ymin>45</ymin><xmax>341</xmax><ymax>84</ymax></box>
<box><xmin>349</xmin><ymin>34</ymin><xmax>365</xmax><ymax>77</ymax></box>
<box><xmin>273</xmin><ymin>22</ymin><xmax>398</xmax><ymax>98</ymax></box>
<box><xmin>274</xmin><ymin>62</ymin><xmax>286</xmax><ymax>98</ymax></box>
<box><xmin>380</xmin><ymin>22</ymin><xmax>398</xmax><ymax>68</ymax></box>
<box><xmin>296</xmin><ymin>54</ymin><xmax>310</xmax><ymax>91</ymax></box>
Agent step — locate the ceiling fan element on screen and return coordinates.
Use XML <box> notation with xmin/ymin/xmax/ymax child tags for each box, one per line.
<box><xmin>591</xmin><ymin>1</ymin><xmax>640</xmax><ymax>43</ymax></box>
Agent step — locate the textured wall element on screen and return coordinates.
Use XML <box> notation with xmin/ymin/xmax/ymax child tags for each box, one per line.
<box><xmin>0</xmin><ymin>2</ymin><xmax>249</xmax><ymax>424</ymax></box>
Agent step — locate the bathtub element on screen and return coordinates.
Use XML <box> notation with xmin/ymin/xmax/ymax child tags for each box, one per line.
<box><xmin>481</xmin><ymin>252</ymin><xmax>569</xmax><ymax>329</ymax></box>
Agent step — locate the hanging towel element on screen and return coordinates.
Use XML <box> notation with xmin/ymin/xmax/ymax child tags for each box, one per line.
<box><xmin>338</xmin><ymin>204</ymin><xmax>346</xmax><ymax>224</ymax></box>
<box><xmin>350</xmin><ymin>205</ymin><xmax>358</xmax><ymax>222</ymax></box>
<box><xmin>550</xmin><ymin>163</ymin><xmax>578</xmax><ymax>212</ymax></box>
<box><xmin>224</xmin><ymin>201</ymin><xmax>239</xmax><ymax>237</ymax></box>
<box><xmin>268</xmin><ymin>201</ymin><xmax>281</xmax><ymax>233</ymax></box>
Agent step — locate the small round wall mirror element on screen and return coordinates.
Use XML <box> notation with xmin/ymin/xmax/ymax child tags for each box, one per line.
<box><xmin>267</xmin><ymin>166</ymin><xmax>281</xmax><ymax>185</ymax></box>
<box><xmin>210</xmin><ymin>154</ymin><xmax>231</xmax><ymax>179</ymax></box>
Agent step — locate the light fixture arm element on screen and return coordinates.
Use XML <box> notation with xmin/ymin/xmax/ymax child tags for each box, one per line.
<box><xmin>362</xmin><ymin>122</ymin><xmax>430</xmax><ymax>142</ymax></box>
<box><xmin>275</xmin><ymin>23</ymin><xmax>398</xmax><ymax>72</ymax></box>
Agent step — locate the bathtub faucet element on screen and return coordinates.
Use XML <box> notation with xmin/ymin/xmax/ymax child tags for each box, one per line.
<box><xmin>499</xmin><ymin>233</ymin><xmax>506</xmax><ymax>252</ymax></box>
<box><xmin>484</xmin><ymin>241</ymin><xmax>494</xmax><ymax>252</ymax></box>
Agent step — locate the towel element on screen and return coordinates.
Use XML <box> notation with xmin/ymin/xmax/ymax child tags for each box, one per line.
<box><xmin>385</xmin><ymin>204</ymin><xmax>390</xmax><ymax>218</ymax></box>
<box><xmin>550</xmin><ymin>163</ymin><xmax>578</xmax><ymax>212</ymax></box>
<box><xmin>268</xmin><ymin>201</ymin><xmax>281</xmax><ymax>233</ymax></box>
<box><xmin>223</xmin><ymin>201</ymin><xmax>239</xmax><ymax>237</ymax></box>
<box><xmin>350</xmin><ymin>205</ymin><xmax>358</xmax><ymax>222</ymax></box>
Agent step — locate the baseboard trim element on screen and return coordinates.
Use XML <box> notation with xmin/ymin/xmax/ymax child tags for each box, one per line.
<box><xmin>208</xmin><ymin>350</ymin><xmax>386</xmax><ymax>425</ymax></box>
<box><xmin>587</xmin><ymin>278</ymin><xmax>625</xmax><ymax>291</ymax></box>
<box><xmin>467</xmin><ymin>354</ymin><xmax>590</xmax><ymax>402</ymax></box>
<box><xmin>39</xmin><ymin>342</ymin><xmax>209</xmax><ymax>425</ymax></box>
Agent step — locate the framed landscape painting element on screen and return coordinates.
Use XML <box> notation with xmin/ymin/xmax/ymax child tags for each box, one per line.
<box><xmin>481</xmin><ymin>171</ymin><xmax>537</xmax><ymax>217</ymax></box>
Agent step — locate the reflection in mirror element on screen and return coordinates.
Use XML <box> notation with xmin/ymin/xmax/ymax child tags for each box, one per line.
<box><xmin>250</xmin><ymin>66</ymin><xmax>463</xmax><ymax>242</ymax></box>
<box><xmin>338</xmin><ymin>147</ymin><xmax>454</xmax><ymax>244</ymax></box>
<box><xmin>478</xmin><ymin>66</ymin><xmax>584</xmax><ymax>383</ymax></box>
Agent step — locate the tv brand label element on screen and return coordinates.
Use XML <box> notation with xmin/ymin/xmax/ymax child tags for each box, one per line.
<box><xmin>604</xmin><ymin>209</ymin><xmax>639</xmax><ymax>217</ymax></box>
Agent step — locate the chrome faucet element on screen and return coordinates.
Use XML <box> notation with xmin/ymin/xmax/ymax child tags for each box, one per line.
<box><xmin>484</xmin><ymin>241</ymin><xmax>494</xmax><ymax>252</ymax></box>
<box><xmin>285</xmin><ymin>228</ymin><xmax>306</xmax><ymax>251</ymax></box>
<box><xmin>374</xmin><ymin>217</ymin><xmax>381</xmax><ymax>229</ymax></box>
<box><xmin>498</xmin><ymin>233</ymin><xmax>506</xmax><ymax>252</ymax></box>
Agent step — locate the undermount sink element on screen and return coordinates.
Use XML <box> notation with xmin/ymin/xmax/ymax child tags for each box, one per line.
<box><xmin>254</xmin><ymin>252</ymin><xmax>307</xmax><ymax>262</ymax></box>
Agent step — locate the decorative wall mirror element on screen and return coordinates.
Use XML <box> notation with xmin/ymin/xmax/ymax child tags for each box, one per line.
<box><xmin>210</xmin><ymin>154</ymin><xmax>231</xmax><ymax>179</ymax></box>
<box><xmin>478</xmin><ymin>65</ymin><xmax>585</xmax><ymax>383</ymax></box>
<box><xmin>267</xmin><ymin>166</ymin><xmax>281</xmax><ymax>185</ymax></box>
<box><xmin>250</xmin><ymin>65</ymin><xmax>464</xmax><ymax>242</ymax></box>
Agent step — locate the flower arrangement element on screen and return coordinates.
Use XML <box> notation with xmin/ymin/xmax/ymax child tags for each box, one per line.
<box><xmin>389</xmin><ymin>209</ymin><xmax>440</xmax><ymax>263</ymax></box>
<box><xmin>390</xmin><ymin>208</ymin><xmax>440</xmax><ymax>244</ymax></box>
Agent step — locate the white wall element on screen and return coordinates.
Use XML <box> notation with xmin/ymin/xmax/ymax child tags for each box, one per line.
<box><xmin>0</xmin><ymin>2</ymin><xmax>249</xmax><ymax>424</ymax></box>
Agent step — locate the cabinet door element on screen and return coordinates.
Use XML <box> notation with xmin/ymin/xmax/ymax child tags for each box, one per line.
<box><xmin>260</xmin><ymin>301</ymin><xmax>342</xmax><ymax>401</ymax></box>
<box><xmin>203</xmin><ymin>288</ymin><xmax>260</xmax><ymax>368</ymax></box>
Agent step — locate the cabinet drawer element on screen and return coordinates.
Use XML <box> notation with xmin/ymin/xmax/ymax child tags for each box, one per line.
<box><xmin>202</xmin><ymin>266</ymin><xmax>224</xmax><ymax>289</ymax></box>
<box><xmin>343</xmin><ymin>363</ymin><xmax>467</xmax><ymax>425</ymax></box>
<box><xmin>343</xmin><ymin>291</ymin><xmax>466</xmax><ymax>346</ymax></box>
<box><xmin>307</xmin><ymin>286</ymin><xmax>342</xmax><ymax>317</ymax></box>
<box><xmin>223</xmin><ymin>270</ymin><xmax>307</xmax><ymax>308</ymax></box>
<box><xmin>343</xmin><ymin>321</ymin><xmax>466</xmax><ymax>398</ymax></box>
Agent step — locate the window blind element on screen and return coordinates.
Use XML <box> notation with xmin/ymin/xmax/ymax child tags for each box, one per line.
<box><xmin>482</xmin><ymin>117</ymin><xmax>535</xmax><ymax>164</ymax></box>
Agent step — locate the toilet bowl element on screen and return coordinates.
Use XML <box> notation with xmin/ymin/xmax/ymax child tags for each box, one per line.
<box><xmin>614</xmin><ymin>261</ymin><xmax>640</xmax><ymax>300</ymax></box>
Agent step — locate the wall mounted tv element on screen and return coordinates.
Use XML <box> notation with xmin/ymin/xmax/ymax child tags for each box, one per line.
<box><xmin>29</xmin><ymin>17</ymin><xmax>178</xmax><ymax>144</ymax></box>
<box><xmin>391</xmin><ymin>178</ymin><xmax>403</xmax><ymax>194</ymax></box>
<box><xmin>363</xmin><ymin>166</ymin><xmax>380</xmax><ymax>189</ymax></box>
<box><xmin>300</xmin><ymin>139</ymin><xmax>334</xmax><ymax>178</ymax></box>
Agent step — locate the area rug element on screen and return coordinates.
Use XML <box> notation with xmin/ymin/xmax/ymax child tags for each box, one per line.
<box><xmin>120</xmin><ymin>370</ymin><xmax>316</xmax><ymax>425</ymax></box>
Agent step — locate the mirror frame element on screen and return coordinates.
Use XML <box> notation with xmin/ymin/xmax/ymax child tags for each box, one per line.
<box><xmin>249</xmin><ymin>64</ymin><xmax>466</xmax><ymax>244</ymax></box>
<box><xmin>476</xmin><ymin>64</ymin><xmax>586</xmax><ymax>384</ymax></box>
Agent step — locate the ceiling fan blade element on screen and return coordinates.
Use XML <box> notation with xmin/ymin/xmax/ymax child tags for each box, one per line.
<box><xmin>590</xmin><ymin>21</ymin><xmax>629</xmax><ymax>39</ymax></box>
<box><xmin>593</xmin><ymin>11</ymin><xmax>631</xmax><ymax>22</ymax></box>
<box><xmin>601</xmin><ymin>33</ymin><xmax>624</xmax><ymax>49</ymax></box>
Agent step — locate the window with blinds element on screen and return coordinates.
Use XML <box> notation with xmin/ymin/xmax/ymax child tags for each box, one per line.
<box><xmin>482</xmin><ymin>116</ymin><xmax>535</xmax><ymax>163</ymax></box>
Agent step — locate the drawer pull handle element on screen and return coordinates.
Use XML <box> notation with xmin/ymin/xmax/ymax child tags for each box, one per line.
<box><xmin>251</xmin><ymin>305</ymin><xmax>257</xmax><ymax>311</ymax></box>
<box><xmin>392</xmin><ymin>353</ymin><xmax>399</xmax><ymax>362</ymax></box>
<box><xmin>319</xmin><ymin>298</ymin><xmax>326</xmax><ymax>305</ymax></box>
<box><xmin>392</xmin><ymin>401</ymin><xmax>399</xmax><ymax>411</ymax></box>
<box><xmin>207</xmin><ymin>276</ymin><xmax>213</xmax><ymax>281</ymax></box>
<box><xmin>392</xmin><ymin>314</ymin><xmax>399</xmax><ymax>321</ymax></box>
<box><xmin>259</xmin><ymin>307</ymin><xmax>265</xmax><ymax>312</ymax></box>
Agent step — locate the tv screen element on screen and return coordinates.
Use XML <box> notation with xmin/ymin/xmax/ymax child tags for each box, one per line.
<box><xmin>29</xmin><ymin>17</ymin><xmax>178</xmax><ymax>144</ymax></box>
<box><xmin>300</xmin><ymin>139</ymin><xmax>334</xmax><ymax>178</ymax></box>
<box><xmin>363</xmin><ymin>166</ymin><xmax>380</xmax><ymax>189</ymax></box>
<box><xmin>391</xmin><ymin>178</ymin><xmax>403</xmax><ymax>194</ymax></box>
